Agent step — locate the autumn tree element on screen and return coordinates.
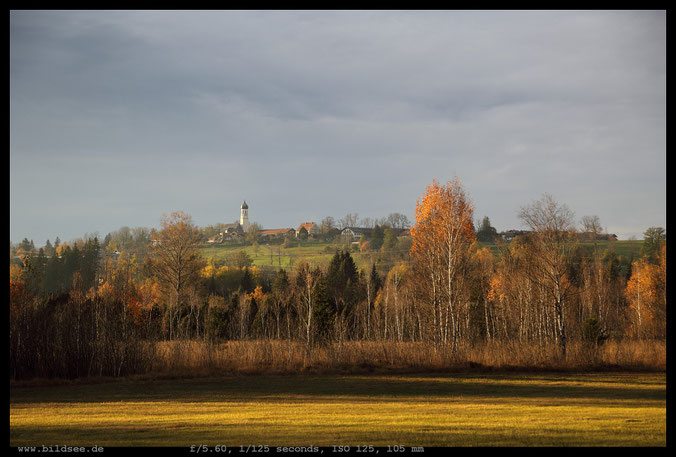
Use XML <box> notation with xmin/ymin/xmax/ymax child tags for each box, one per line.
<box><xmin>410</xmin><ymin>178</ymin><xmax>475</xmax><ymax>351</ymax></box>
<box><xmin>146</xmin><ymin>211</ymin><xmax>206</xmax><ymax>340</ymax></box>
<box><xmin>468</xmin><ymin>243</ymin><xmax>495</xmax><ymax>342</ymax></box>
<box><xmin>382</xmin><ymin>227</ymin><xmax>399</xmax><ymax>251</ymax></box>
<box><xmin>227</xmin><ymin>250</ymin><xmax>253</xmax><ymax>269</ymax></box>
<box><xmin>518</xmin><ymin>194</ymin><xmax>577</xmax><ymax>356</ymax></box>
<box><xmin>625</xmin><ymin>244</ymin><xmax>666</xmax><ymax>339</ymax></box>
<box><xmin>378</xmin><ymin>262</ymin><xmax>412</xmax><ymax>341</ymax></box>
<box><xmin>246</xmin><ymin>222</ymin><xmax>262</xmax><ymax>245</ymax></box>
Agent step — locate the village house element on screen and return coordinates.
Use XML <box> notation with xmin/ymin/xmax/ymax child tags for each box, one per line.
<box><xmin>259</xmin><ymin>228</ymin><xmax>296</xmax><ymax>239</ymax></box>
<box><xmin>498</xmin><ymin>230</ymin><xmax>531</xmax><ymax>241</ymax></box>
<box><xmin>341</xmin><ymin>227</ymin><xmax>373</xmax><ymax>240</ymax></box>
<box><xmin>207</xmin><ymin>201</ymin><xmax>322</xmax><ymax>243</ymax></box>
<box><xmin>296</xmin><ymin>222</ymin><xmax>320</xmax><ymax>238</ymax></box>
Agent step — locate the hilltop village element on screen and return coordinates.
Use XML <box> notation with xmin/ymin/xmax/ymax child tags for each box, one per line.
<box><xmin>205</xmin><ymin>201</ymin><xmax>617</xmax><ymax>246</ymax></box>
<box><xmin>206</xmin><ymin>201</ymin><xmax>411</xmax><ymax>245</ymax></box>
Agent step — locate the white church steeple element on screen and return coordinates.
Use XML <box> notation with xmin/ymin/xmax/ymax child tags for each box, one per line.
<box><xmin>240</xmin><ymin>200</ymin><xmax>250</xmax><ymax>232</ymax></box>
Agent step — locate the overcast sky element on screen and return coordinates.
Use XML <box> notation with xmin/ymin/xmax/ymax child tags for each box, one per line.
<box><xmin>10</xmin><ymin>10</ymin><xmax>666</xmax><ymax>244</ymax></box>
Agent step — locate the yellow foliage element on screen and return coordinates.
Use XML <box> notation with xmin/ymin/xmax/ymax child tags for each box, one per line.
<box><xmin>487</xmin><ymin>276</ymin><xmax>504</xmax><ymax>303</ymax></box>
<box><xmin>138</xmin><ymin>279</ymin><xmax>162</xmax><ymax>310</ymax></box>
<box><xmin>55</xmin><ymin>242</ymin><xmax>68</xmax><ymax>257</ymax></box>
<box><xmin>201</xmin><ymin>264</ymin><xmax>216</xmax><ymax>278</ymax></box>
<box><xmin>9</xmin><ymin>264</ymin><xmax>23</xmax><ymax>282</ymax></box>
<box><xmin>624</xmin><ymin>257</ymin><xmax>663</xmax><ymax>337</ymax></box>
<box><xmin>97</xmin><ymin>280</ymin><xmax>116</xmax><ymax>301</ymax></box>
<box><xmin>248</xmin><ymin>285</ymin><xmax>266</xmax><ymax>303</ymax></box>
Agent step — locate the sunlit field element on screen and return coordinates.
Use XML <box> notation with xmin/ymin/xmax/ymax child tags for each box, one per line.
<box><xmin>200</xmin><ymin>239</ymin><xmax>644</xmax><ymax>271</ymax></box>
<box><xmin>199</xmin><ymin>240</ymin><xmax>383</xmax><ymax>270</ymax></box>
<box><xmin>10</xmin><ymin>372</ymin><xmax>665</xmax><ymax>447</ymax></box>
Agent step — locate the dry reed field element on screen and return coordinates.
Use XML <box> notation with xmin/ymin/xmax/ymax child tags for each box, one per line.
<box><xmin>146</xmin><ymin>339</ymin><xmax>666</xmax><ymax>377</ymax></box>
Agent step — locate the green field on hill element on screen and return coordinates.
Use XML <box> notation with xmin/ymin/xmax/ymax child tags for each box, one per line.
<box><xmin>200</xmin><ymin>241</ymin><xmax>389</xmax><ymax>271</ymax></box>
<box><xmin>10</xmin><ymin>372</ymin><xmax>666</xmax><ymax>447</ymax></box>
<box><xmin>200</xmin><ymin>239</ymin><xmax>644</xmax><ymax>274</ymax></box>
<box><xmin>481</xmin><ymin>239</ymin><xmax>644</xmax><ymax>259</ymax></box>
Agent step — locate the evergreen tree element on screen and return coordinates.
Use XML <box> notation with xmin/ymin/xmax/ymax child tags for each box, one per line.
<box><xmin>311</xmin><ymin>269</ymin><xmax>334</xmax><ymax>344</ymax></box>
<box><xmin>326</xmin><ymin>251</ymin><xmax>363</xmax><ymax>340</ymax></box>
<box><xmin>43</xmin><ymin>254</ymin><xmax>63</xmax><ymax>295</ymax></box>
<box><xmin>476</xmin><ymin>216</ymin><xmax>498</xmax><ymax>243</ymax></box>
<box><xmin>643</xmin><ymin>227</ymin><xmax>666</xmax><ymax>262</ymax></box>
<box><xmin>19</xmin><ymin>238</ymin><xmax>34</xmax><ymax>254</ymax></box>
<box><xmin>44</xmin><ymin>239</ymin><xmax>54</xmax><ymax>257</ymax></box>
<box><xmin>79</xmin><ymin>237</ymin><xmax>100</xmax><ymax>291</ymax></box>
<box><xmin>370</xmin><ymin>225</ymin><xmax>385</xmax><ymax>250</ymax></box>
<box><xmin>240</xmin><ymin>267</ymin><xmax>255</xmax><ymax>294</ymax></box>
<box><xmin>24</xmin><ymin>248</ymin><xmax>47</xmax><ymax>294</ymax></box>
<box><xmin>369</xmin><ymin>263</ymin><xmax>382</xmax><ymax>295</ymax></box>
<box><xmin>382</xmin><ymin>228</ymin><xmax>398</xmax><ymax>251</ymax></box>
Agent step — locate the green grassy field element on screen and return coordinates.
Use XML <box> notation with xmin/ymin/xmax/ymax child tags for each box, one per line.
<box><xmin>200</xmin><ymin>241</ymin><xmax>383</xmax><ymax>271</ymax></box>
<box><xmin>200</xmin><ymin>240</ymin><xmax>644</xmax><ymax>274</ymax></box>
<box><xmin>10</xmin><ymin>372</ymin><xmax>665</xmax><ymax>447</ymax></box>
<box><xmin>482</xmin><ymin>239</ymin><xmax>644</xmax><ymax>259</ymax></box>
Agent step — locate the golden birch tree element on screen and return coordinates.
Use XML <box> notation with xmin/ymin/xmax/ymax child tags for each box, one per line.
<box><xmin>410</xmin><ymin>178</ymin><xmax>475</xmax><ymax>351</ymax></box>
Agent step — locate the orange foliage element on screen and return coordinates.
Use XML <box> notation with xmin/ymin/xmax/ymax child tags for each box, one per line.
<box><xmin>487</xmin><ymin>276</ymin><xmax>504</xmax><ymax>304</ymax></box>
<box><xmin>625</xmin><ymin>256</ymin><xmax>665</xmax><ymax>338</ymax></box>
<box><xmin>9</xmin><ymin>264</ymin><xmax>23</xmax><ymax>282</ymax></box>
<box><xmin>9</xmin><ymin>279</ymin><xmax>32</xmax><ymax>319</ymax></box>
<box><xmin>138</xmin><ymin>279</ymin><xmax>162</xmax><ymax>310</ymax></box>
<box><xmin>411</xmin><ymin>178</ymin><xmax>475</xmax><ymax>259</ymax></box>
<box><xmin>248</xmin><ymin>285</ymin><xmax>267</xmax><ymax>304</ymax></box>
<box><xmin>55</xmin><ymin>242</ymin><xmax>68</xmax><ymax>257</ymax></box>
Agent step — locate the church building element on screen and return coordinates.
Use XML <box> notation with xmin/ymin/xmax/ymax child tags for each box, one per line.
<box><xmin>239</xmin><ymin>200</ymin><xmax>250</xmax><ymax>232</ymax></box>
<box><xmin>206</xmin><ymin>200</ymin><xmax>249</xmax><ymax>243</ymax></box>
<box><xmin>206</xmin><ymin>200</ymin><xmax>319</xmax><ymax>243</ymax></box>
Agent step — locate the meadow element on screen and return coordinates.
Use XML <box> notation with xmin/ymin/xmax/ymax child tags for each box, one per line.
<box><xmin>10</xmin><ymin>371</ymin><xmax>665</xmax><ymax>447</ymax></box>
<box><xmin>199</xmin><ymin>240</ymin><xmax>383</xmax><ymax>270</ymax></box>
<box><xmin>200</xmin><ymin>239</ymin><xmax>645</xmax><ymax>271</ymax></box>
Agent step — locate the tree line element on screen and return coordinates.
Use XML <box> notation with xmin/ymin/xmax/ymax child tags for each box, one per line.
<box><xmin>9</xmin><ymin>181</ymin><xmax>666</xmax><ymax>379</ymax></box>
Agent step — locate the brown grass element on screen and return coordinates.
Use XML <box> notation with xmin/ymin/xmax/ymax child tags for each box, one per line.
<box><xmin>146</xmin><ymin>339</ymin><xmax>665</xmax><ymax>378</ymax></box>
<box><xmin>11</xmin><ymin>339</ymin><xmax>663</xmax><ymax>387</ymax></box>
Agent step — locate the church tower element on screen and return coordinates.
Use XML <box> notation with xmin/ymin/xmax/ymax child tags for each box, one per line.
<box><xmin>240</xmin><ymin>200</ymin><xmax>250</xmax><ymax>232</ymax></box>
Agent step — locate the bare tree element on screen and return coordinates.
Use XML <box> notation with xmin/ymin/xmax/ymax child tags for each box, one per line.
<box><xmin>339</xmin><ymin>213</ymin><xmax>359</xmax><ymax>229</ymax></box>
<box><xmin>146</xmin><ymin>211</ymin><xmax>206</xmax><ymax>340</ymax></box>
<box><xmin>518</xmin><ymin>194</ymin><xmax>576</xmax><ymax>356</ymax></box>
<box><xmin>293</xmin><ymin>262</ymin><xmax>320</xmax><ymax>361</ymax></box>
<box><xmin>320</xmin><ymin>216</ymin><xmax>336</xmax><ymax>232</ymax></box>
<box><xmin>580</xmin><ymin>215</ymin><xmax>603</xmax><ymax>241</ymax></box>
<box><xmin>359</xmin><ymin>217</ymin><xmax>374</xmax><ymax>228</ymax></box>
<box><xmin>387</xmin><ymin>213</ymin><xmax>411</xmax><ymax>229</ymax></box>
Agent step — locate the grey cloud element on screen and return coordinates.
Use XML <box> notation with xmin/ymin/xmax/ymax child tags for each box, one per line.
<box><xmin>10</xmin><ymin>10</ymin><xmax>665</xmax><ymax>243</ymax></box>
